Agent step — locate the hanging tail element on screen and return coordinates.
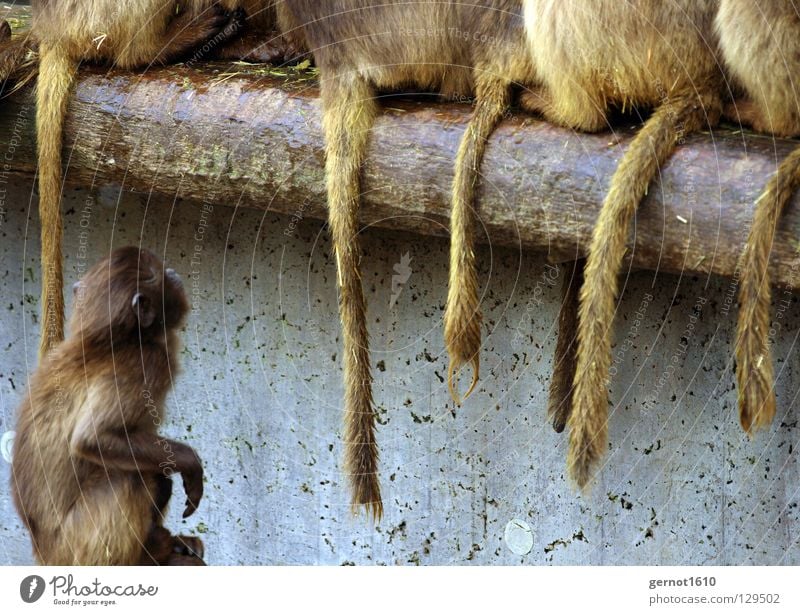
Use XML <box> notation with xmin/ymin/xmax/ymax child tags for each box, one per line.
<box><xmin>568</xmin><ymin>92</ymin><xmax>720</xmax><ymax>488</ymax></box>
<box><xmin>548</xmin><ymin>259</ymin><xmax>584</xmax><ymax>433</ymax></box>
<box><xmin>444</xmin><ymin>77</ymin><xmax>510</xmax><ymax>404</ymax></box>
<box><xmin>36</xmin><ymin>43</ymin><xmax>77</xmax><ymax>359</ymax></box>
<box><xmin>736</xmin><ymin>147</ymin><xmax>800</xmax><ymax>432</ymax></box>
<box><xmin>320</xmin><ymin>74</ymin><xmax>382</xmax><ymax>520</ymax></box>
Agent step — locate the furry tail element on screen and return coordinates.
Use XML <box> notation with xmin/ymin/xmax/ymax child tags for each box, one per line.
<box><xmin>320</xmin><ymin>74</ymin><xmax>382</xmax><ymax>520</ymax></box>
<box><xmin>736</xmin><ymin>147</ymin><xmax>800</xmax><ymax>432</ymax></box>
<box><xmin>36</xmin><ymin>43</ymin><xmax>77</xmax><ymax>359</ymax></box>
<box><xmin>568</xmin><ymin>92</ymin><xmax>720</xmax><ymax>488</ymax></box>
<box><xmin>548</xmin><ymin>259</ymin><xmax>584</xmax><ymax>433</ymax></box>
<box><xmin>444</xmin><ymin>78</ymin><xmax>510</xmax><ymax>404</ymax></box>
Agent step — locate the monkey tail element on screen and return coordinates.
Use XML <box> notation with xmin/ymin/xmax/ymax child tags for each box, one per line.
<box><xmin>320</xmin><ymin>74</ymin><xmax>383</xmax><ymax>520</ymax></box>
<box><xmin>35</xmin><ymin>43</ymin><xmax>77</xmax><ymax>359</ymax></box>
<box><xmin>548</xmin><ymin>259</ymin><xmax>584</xmax><ymax>433</ymax></box>
<box><xmin>736</xmin><ymin>147</ymin><xmax>800</xmax><ymax>433</ymax></box>
<box><xmin>568</xmin><ymin>92</ymin><xmax>720</xmax><ymax>488</ymax></box>
<box><xmin>444</xmin><ymin>77</ymin><xmax>510</xmax><ymax>404</ymax></box>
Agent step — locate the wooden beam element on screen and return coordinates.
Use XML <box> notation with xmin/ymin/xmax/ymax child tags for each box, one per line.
<box><xmin>1</xmin><ymin>38</ymin><xmax>799</xmax><ymax>289</ymax></box>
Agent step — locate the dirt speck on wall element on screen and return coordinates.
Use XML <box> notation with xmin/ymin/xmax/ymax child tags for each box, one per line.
<box><xmin>0</xmin><ymin>179</ymin><xmax>798</xmax><ymax>565</ymax></box>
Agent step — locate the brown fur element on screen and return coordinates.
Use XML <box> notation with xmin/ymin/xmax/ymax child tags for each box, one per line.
<box><xmin>11</xmin><ymin>247</ymin><xmax>205</xmax><ymax>566</ymax></box>
<box><xmin>547</xmin><ymin>259</ymin><xmax>583</xmax><ymax>434</ymax></box>
<box><xmin>31</xmin><ymin>0</ymin><xmax>245</xmax><ymax>360</ymax></box>
<box><xmin>716</xmin><ymin>1</ymin><xmax>800</xmax><ymax>433</ymax></box>
<box><xmin>0</xmin><ymin>21</ymin><xmax>37</xmax><ymax>97</ymax></box>
<box><xmin>275</xmin><ymin>0</ymin><xmax>537</xmax><ymax>518</ymax></box>
<box><xmin>211</xmin><ymin>1</ymin><xmax>303</xmax><ymax>63</ymax></box>
<box><xmin>523</xmin><ymin>0</ymin><xmax>723</xmax><ymax>487</ymax></box>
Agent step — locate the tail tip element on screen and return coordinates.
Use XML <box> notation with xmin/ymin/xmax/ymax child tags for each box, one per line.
<box><xmin>447</xmin><ymin>357</ymin><xmax>479</xmax><ymax>406</ymax></box>
<box><xmin>738</xmin><ymin>392</ymin><xmax>777</xmax><ymax>436</ymax></box>
<box><xmin>351</xmin><ymin>494</ymin><xmax>383</xmax><ymax>523</ymax></box>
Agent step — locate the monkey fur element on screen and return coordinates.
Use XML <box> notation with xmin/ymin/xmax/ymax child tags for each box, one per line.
<box><xmin>275</xmin><ymin>0</ymin><xmax>539</xmax><ymax>518</ymax></box>
<box><xmin>0</xmin><ymin>20</ymin><xmax>36</xmax><ymax>96</ymax></box>
<box><xmin>12</xmin><ymin>247</ymin><xmax>205</xmax><ymax>566</ymax></box>
<box><xmin>547</xmin><ymin>259</ymin><xmax>584</xmax><ymax>434</ymax></box>
<box><xmin>522</xmin><ymin>0</ymin><xmax>723</xmax><ymax>487</ymax></box>
<box><xmin>31</xmin><ymin>0</ymin><xmax>246</xmax><ymax>361</ymax></box>
<box><xmin>716</xmin><ymin>0</ymin><xmax>800</xmax><ymax>434</ymax></box>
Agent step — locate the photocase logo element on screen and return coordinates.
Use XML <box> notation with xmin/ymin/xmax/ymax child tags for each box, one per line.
<box><xmin>20</xmin><ymin>575</ymin><xmax>45</xmax><ymax>603</ymax></box>
<box><xmin>390</xmin><ymin>252</ymin><xmax>413</xmax><ymax>308</ymax></box>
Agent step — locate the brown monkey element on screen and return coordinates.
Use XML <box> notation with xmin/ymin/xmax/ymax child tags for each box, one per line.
<box><xmin>11</xmin><ymin>247</ymin><xmax>205</xmax><ymax>565</ymax></box>
<box><xmin>275</xmin><ymin>0</ymin><xmax>538</xmax><ymax>518</ymax></box>
<box><xmin>31</xmin><ymin>0</ymin><xmax>245</xmax><ymax>360</ymax></box>
<box><xmin>716</xmin><ymin>0</ymin><xmax>800</xmax><ymax>433</ymax></box>
<box><xmin>522</xmin><ymin>0</ymin><xmax>723</xmax><ymax>487</ymax></box>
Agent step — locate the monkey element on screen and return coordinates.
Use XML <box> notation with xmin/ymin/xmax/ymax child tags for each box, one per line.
<box><xmin>521</xmin><ymin>0</ymin><xmax>724</xmax><ymax>487</ymax></box>
<box><xmin>30</xmin><ymin>1</ymin><xmax>246</xmax><ymax>361</ymax></box>
<box><xmin>274</xmin><ymin>0</ymin><xmax>540</xmax><ymax>519</ymax></box>
<box><xmin>715</xmin><ymin>0</ymin><xmax>800</xmax><ymax>434</ymax></box>
<box><xmin>11</xmin><ymin>246</ymin><xmax>205</xmax><ymax>566</ymax></box>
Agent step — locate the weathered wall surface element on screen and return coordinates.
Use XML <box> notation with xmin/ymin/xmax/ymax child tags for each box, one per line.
<box><xmin>0</xmin><ymin>177</ymin><xmax>798</xmax><ymax>565</ymax></box>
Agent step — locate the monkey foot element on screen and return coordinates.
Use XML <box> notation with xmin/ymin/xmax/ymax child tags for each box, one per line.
<box><xmin>213</xmin><ymin>32</ymin><xmax>310</xmax><ymax>65</ymax></box>
<box><xmin>173</xmin><ymin>535</ymin><xmax>205</xmax><ymax>560</ymax></box>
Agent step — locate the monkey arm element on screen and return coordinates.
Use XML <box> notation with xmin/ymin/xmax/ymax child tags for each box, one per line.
<box><xmin>69</xmin><ymin>389</ymin><xmax>203</xmax><ymax>517</ymax></box>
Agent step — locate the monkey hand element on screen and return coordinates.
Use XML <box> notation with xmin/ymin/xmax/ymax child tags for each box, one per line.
<box><xmin>176</xmin><ymin>445</ymin><xmax>204</xmax><ymax>518</ymax></box>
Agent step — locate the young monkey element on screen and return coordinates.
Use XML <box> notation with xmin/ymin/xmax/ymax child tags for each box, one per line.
<box><xmin>522</xmin><ymin>0</ymin><xmax>723</xmax><ymax>486</ymax></box>
<box><xmin>32</xmin><ymin>0</ymin><xmax>244</xmax><ymax>360</ymax></box>
<box><xmin>275</xmin><ymin>0</ymin><xmax>538</xmax><ymax>518</ymax></box>
<box><xmin>716</xmin><ymin>0</ymin><xmax>800</xmax><ymax>434</ymax></box>
<box><xmin>12</xmin><ymin>247</ymin><xmax>204</xmax><ymax>565</ymax></box>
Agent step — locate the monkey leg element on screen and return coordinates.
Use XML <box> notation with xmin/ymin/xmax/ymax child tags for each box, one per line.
<box><xmin>152</xmin><ymin>472</ymin><xmax>173</xmax><ymax>521</ymax></box>
<box><xmin>736</xmin><ymin>148</ymin><xmax>800</xmax><ymax>432</ymax></box>
<box><xmin>320</xmin><ymin>73</ymin><xmax>382</xmax><ymax>520</ymax></box>
<box><xmin>547</xmin><ymin>259</ymin><xmax>584</xmax><ymax>433</ymax></box>
<box><xmin>117</xmin><ymin>5</ymin><xmax>245</xmax><ymax>69</ymax></box>
<box><xmin>517</xmin><ymin>86</ymin><xmax>550</xmax><ymax>117</ymax></box>
<box><xmin>568</xmin><ymin>92</ymin><xmax>720</xmax><ymax>488</ymax></box>
<box><xmin>531</xmin><ymin>79</ymin><xmax>607</xmax><ymax>133</ymax></box>
<box><xmin>444</xmin><ymin>76</ymin><xmax>511</xmax><ymax>404</ymax></box>
<box><xmin>212</xmin><ymin>30</ymin><xmax>306</xmax><ymax>64</ymax></box>
<box><xmin>724</xmin><ymin>98</ymin><xmax>800</xmax><ymax>140</ymax></box>
<box><xmin>140</xmin><ymin>525</ymin><xmax>205</xmax><ymax>565</ymax></box>
<box><xmin>46</xmin><ymin>478</ymin><xmax>153</xmax><ymax>565</ymax></box>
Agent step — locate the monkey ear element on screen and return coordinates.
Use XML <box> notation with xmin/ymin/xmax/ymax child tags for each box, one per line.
<box><xmin>131</xmin><ymin>293</ymin><xmax>156</xmax><ymax>329</ymax></box>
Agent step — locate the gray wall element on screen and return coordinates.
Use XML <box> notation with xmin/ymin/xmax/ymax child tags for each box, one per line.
<box><xmin>1</xmin><ymin>176</ymin><xmax>799</xmax><ymax>565</ymax></box>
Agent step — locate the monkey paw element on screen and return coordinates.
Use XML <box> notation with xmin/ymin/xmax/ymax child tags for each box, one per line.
<box><xmin>173</xmin><ymin>535</ymin><xmax>204</xmax><ymax>560</ymax></box>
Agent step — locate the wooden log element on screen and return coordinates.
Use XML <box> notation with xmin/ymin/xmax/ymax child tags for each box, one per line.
<box><xmin>0</xmin><ymin>22</ymin><xmax>799</xmax><ymax>289</ymax></box>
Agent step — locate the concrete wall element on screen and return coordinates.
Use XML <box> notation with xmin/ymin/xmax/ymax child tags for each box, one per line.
<box><xmin>1</xmin><ymin>176</ymin><xmax>799</xmax><ymax>565</ymax></box>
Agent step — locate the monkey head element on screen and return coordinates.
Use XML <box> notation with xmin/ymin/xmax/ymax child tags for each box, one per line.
<box><xmin>69</xmin><ymin>246</ymin><xmax>189</xmax><ymax>344</ymax></box>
